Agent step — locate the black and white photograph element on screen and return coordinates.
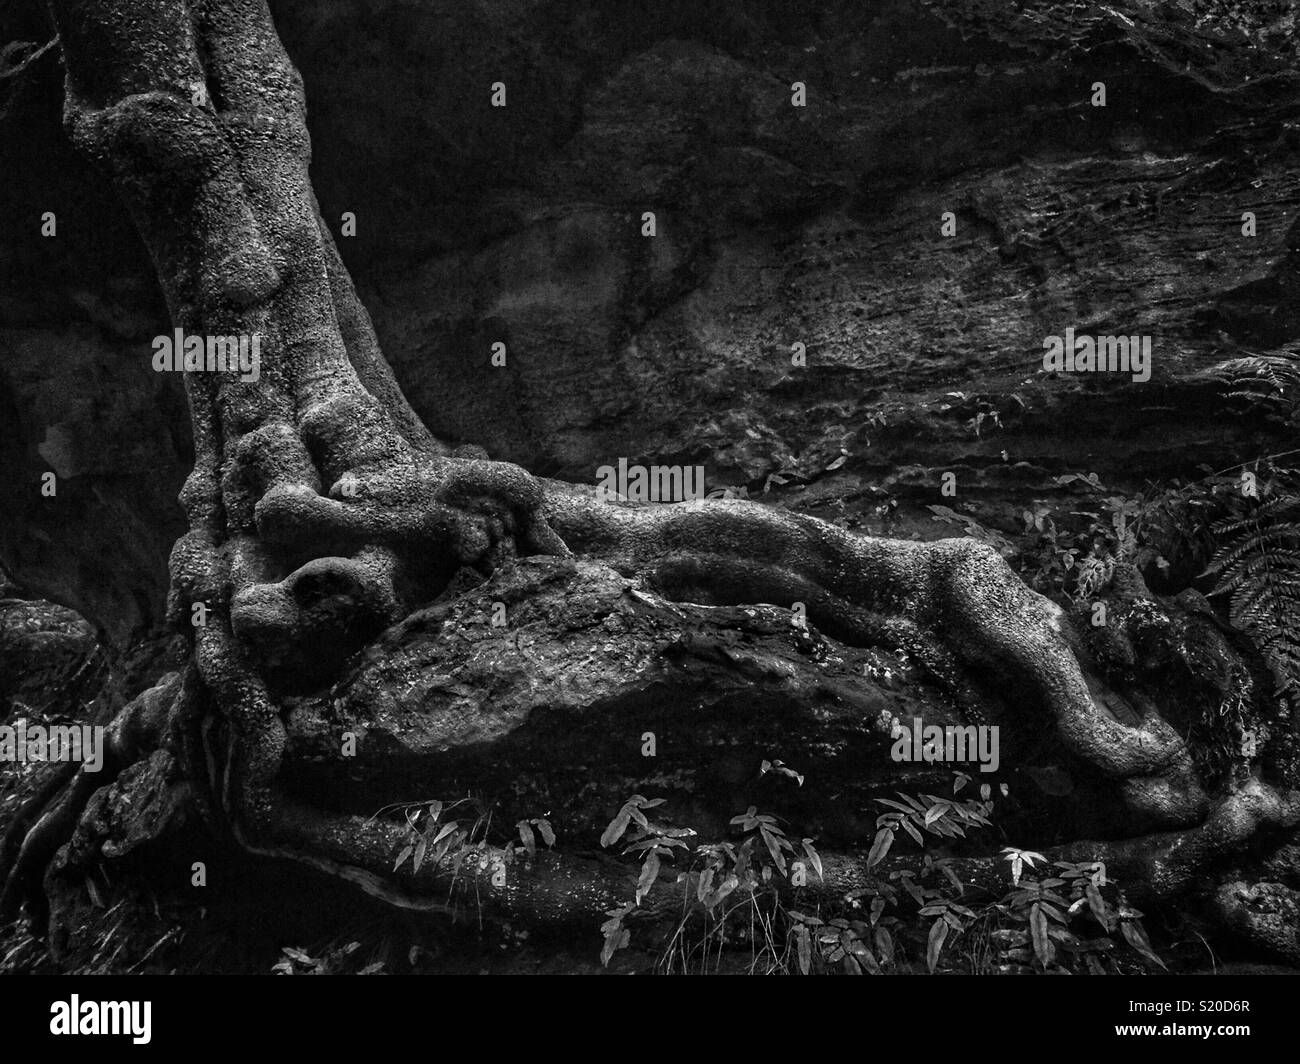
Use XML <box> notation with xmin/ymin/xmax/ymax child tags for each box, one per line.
<box><xmin>0</xmin><ymin>0</ymin><xmax>1297</xmax><ymax>1038</ymax></box>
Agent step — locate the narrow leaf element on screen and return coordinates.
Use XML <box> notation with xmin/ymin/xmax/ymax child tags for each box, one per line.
<box><xmin>600</xmin><ymin>809</ymin><xmax>631</xmax><ymax>848</ymax></box>
<box><xmin>927</xmin><ymin>917</ymin><xmax>949</xmax><ymax>974</ymax></box>
<box><xmin>874</xmin><ymin>925</ymin><xmax>894</xmax><ymax>964</ymax></box>
<box><xmin>1030</xmin><ymin>903</ymin><xmax>1054</xmax><ymax>967</ymax></box>
<box><xmin>866</xmin><ymin>827</ymin><xmax>894</xmax><ymax>868</ymax></box>
<box><xmin>1120</xmin><ymin>920</ymin><xmax>1166</xmax><ymax>969</ymax></box>
<box><xmin>795</xmin><ymin>924</ymin><xmax>811</xmax><ymax>975</ymax></box>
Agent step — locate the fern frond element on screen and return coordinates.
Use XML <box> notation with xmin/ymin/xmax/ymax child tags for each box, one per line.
<box><xmin>1204</xmin><ymin>483</ymin><xmax>1300</xmax><ymax>708</ymax></box>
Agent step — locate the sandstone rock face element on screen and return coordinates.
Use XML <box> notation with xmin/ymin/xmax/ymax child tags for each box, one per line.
<box><xmin>279</xmin><ymin>556</ymin><xmax>971</xmax><ymax>845</ymax></box>
<box><xmin>3</xmin><ymin>0</ymin><xmax>1298</xmax><ymax>644</ymax></box>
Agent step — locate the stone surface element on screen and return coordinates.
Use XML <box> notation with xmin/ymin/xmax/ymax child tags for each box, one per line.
<box><xmin>0</xmin><ymin>594</ymin><xmax>105</xmax><ymax>719</ymax></box>
<box><xmin>279</xmin><ymin>556</ymin><xmax>969</xmax><ymax>845</ymax></box>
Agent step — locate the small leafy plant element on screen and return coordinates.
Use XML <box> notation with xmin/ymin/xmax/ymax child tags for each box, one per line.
<box><xmin>385</xmin><ymin>797</ymin><xmax>556</xmax><ymax>888</ymax></box>
<box><xmin>597</xmin><ymin>774</ymin><xmax>825</xmax><ymax>973</ymax></box>
<box><xmin>987</xmin><ymin>854</ymin><xmax>1164</xmax><ymax>974</ymax></box>
<box><xmin>593</xmin><ymin>769</ymin><xmax>1168</xmax><ymax>976</ymax></box>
